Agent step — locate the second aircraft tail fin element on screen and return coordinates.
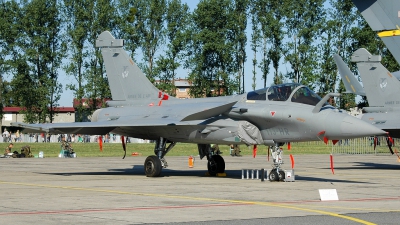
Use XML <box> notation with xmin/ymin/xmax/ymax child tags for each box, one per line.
<box><xmin>352</xmin><ymin>0</ymin><xmax>400</xmax><ymax>65</ymax></box>
<box><xmin>351</xmin><ymin>48</ymin><xmax>400</xmax><ymax>107</ymax></box>
<box><xmin>333</xmin><ymin>54</ymin><xmax>366</xmax><ymax>96</ymax></box>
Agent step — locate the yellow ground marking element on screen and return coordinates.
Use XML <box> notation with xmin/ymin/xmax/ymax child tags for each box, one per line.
<box><xmin>291</xmin><ymin>204</ymin><xmax>400</xmax><ymax>212</ymax></box>
<box><xmin>0</xmin><ymin>180</ymin><xmax>377</xmax><ymax>225</ymax></box>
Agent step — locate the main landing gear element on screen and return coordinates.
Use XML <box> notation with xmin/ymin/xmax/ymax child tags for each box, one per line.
<box><xmin>198</xmin><ymin>144</ymin><xmax>225</xmax><ymax>176</ymax></box>
<box><xmin>144</xmin><ymin>137</ymin><xmax>176</xmax><ymax>177</ymax></box>
<box><xmin>144</xmin><ymin>139</ymin><xmax>226</xmax><ymax>177</ymax></box>
<box><xmin>268</xmin><ymin>142</ymin><xmax>285</xmax><ymax>181</ymax></box>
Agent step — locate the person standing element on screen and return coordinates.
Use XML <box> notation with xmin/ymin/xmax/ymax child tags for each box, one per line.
<box><xmin>15</xmin><ymin>130</ymin><xmax>20</xmax><ymax>142</ymax></box>
<box><xmin>232</xmin><ymin>145</ymin><xmax>242</xmax><ymax>157</ymax></box>
<box><xmin>2</xmin><ymin>129</ymin><xmax>9</xmax><ymax>142</ymax></box>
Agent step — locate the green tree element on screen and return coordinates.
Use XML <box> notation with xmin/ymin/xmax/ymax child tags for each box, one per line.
<box><xmin>252</xmin><ymin>0</ymin><xmax>270</xmax><ymax>87</ymax></box>
<box><xmin>250</xmin><ymin>8</ymin><xmax>260</xmax><ymax>91</ymax></box>
<box><xmin>62</xmin><ymin>0</ymin><xmax>94</xmax><ymax>121</ymax></box>
<box><xmin>117</xmin><ymin>3</ymin><xmax>141</xmax><ymax>60</ymax></box>
<box><xmin>1</xmin><ymin>0</ymin><xmax>26</xmax><ymax>119</ymax></box>
<box><xmin>267</xmin><ymin>0</ymin><xmax>284</xmax><ymax>85</ymax></box>
<box><xmin>229</xmin><ymin>0</ymin><xmax>248</xmax><ymax>93</ymax></box>
<box><xmin>188</xmin><ymin>0</ymin><xmax>237</xmax><ymax>97</ymax></box>
<box><xmin>153</xmin><ymin>0</ymin><xmax>191</xmax><ymax>95</ymax></box>
<box><xmin>83</xmin><ymin>0</ymin><xmax>117</xmax><ymax>117</ymax></box>
<box><xmin>317</xmin><ymin>0</ymin><xmax>359</xmax><ymax>108</ymax></box>
<box><xmin>7</xmin><ymin>0</ymin><xmax>65</xmax><ymax>123</ymax></box>
<box><xmin>133</xmin><ymin>0</ymin><xmax>167</xmax><ymax>83</ymax></box>
<box><xmin>282</xmin><ymin>0</ymin><xmax>325</xmax><ymax>88</ymax></box>
<box><xmin>250</xmin><ymin>0</ymin><xmax>285</xmax><ymax>87</ymax></box>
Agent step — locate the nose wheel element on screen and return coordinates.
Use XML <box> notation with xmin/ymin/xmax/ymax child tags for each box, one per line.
<box><xmin>269</xmin><ymin>169</ymin><xmax>285</xmax><ymax>181</ymax></box>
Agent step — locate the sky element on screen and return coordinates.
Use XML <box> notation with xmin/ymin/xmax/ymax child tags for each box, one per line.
<box><xmin>56</xmin><ymin>0</ymin><xmax>280</xmax><ymax>106</ymax></box>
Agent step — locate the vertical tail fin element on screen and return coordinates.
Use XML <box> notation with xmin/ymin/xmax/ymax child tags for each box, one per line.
<box><xmin>333</xmin><ymin>54</ymin><xmax>366</xmax><ymax>96</ymax></box>
<box><xmin>352</xmin><ymin>0</ymin><xmax>400</xmax><ymax>64</ymax></box>
<box><xmin>351</xmin><ymin>48</ymin><xmax>400</xmax><ymax>107</ymax></box>
<box><xmin>96</xmin><ymin>31</ymin><xmax>164</xmax><ymax>101</ymax></box>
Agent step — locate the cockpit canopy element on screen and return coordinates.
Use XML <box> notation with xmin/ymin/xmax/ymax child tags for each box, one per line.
<box><xmin>246</xmin><ymin>83</ymin><xmax>324</xmax><ymax>106</ymax></box>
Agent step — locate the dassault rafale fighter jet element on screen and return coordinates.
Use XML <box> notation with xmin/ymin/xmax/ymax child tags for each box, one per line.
<box><xmin>12</xmin><ymin>31</ymin><xmax>386</xmax><ymax>179</ymax></box>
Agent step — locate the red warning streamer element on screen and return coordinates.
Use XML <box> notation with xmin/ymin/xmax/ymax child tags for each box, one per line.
<box><xmin>98</xmin><ymin>136</ymin><xmax>103</xmax><ymax>152</ymax></box>
<box><xmin>387</xmin><ymin>135</ymin><xmax>394</xmax><ymax>155</ymax></box>
<box><xmin>253</xmin><ymin>145</ymin><xmax>257</xmax><ymax>158</ymax></box>
<box><xmin>330</xmin><ymin>154</ymin><xmax>334</xmax><ymax>174</ymax></box>
<box><xmin>323</xmin><ymin>136</ymin><xmax>329</xmax><ymax>145</ymax></box>
<box><xmin>122</xmin><ymin>136</ymin><xmax>126</xmax><ymax>159</ymax></box>
<box><xmin>290</xmin><ymin>154</ymin><xmax>294</xmax><ymax>169</ymax></box>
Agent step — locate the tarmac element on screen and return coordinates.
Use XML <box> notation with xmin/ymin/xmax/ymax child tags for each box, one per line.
<box><xmin>1</xmin><ymin>153</ymin><xmax>400</xmax><ymax>224</ymax></box>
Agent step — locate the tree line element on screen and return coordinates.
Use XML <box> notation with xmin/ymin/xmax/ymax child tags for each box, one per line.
<box><xmin>1</xmin><ymin>0</ymin><xmax>399</xmax><ymax>123</ymax></box>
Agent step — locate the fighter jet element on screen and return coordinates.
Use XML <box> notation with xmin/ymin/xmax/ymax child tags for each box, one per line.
<box><xmin>12</xmin><ymin>31</ymin><xmax>386</xmax><ymax>179</ymax></box>
<box><xmin>352</xmin><ymin>0</ymin><xmax>400</xmax><ymax>65</ymax></box>
<box><xmin>334</xmin><ymin>48</ymin><xmax>400</xmax><ymax>138</ymax></box>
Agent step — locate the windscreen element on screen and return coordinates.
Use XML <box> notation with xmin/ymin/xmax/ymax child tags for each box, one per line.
<box><xmin>291</xmin><ymin>86</ymin><xmax>323</xmax><ymax>106</ymax></box>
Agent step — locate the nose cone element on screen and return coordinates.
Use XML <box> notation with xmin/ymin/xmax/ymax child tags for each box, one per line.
<box><xmin>325</xmin><ymin>112</ymin><xmax>386</xmax><ymax>139</ymax></box>
<box><xmin>340</xmin><ymin>116</ymin><xmax>386</xmax><ymax>137</ymax></box>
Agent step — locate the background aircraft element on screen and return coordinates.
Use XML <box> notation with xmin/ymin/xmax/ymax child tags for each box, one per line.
<box><xmin>12</xmin><ymin>31</ymin><xmax>386</xmax><ymax>180</ymax></box>
<box><xmin>352</xmin><ymin>0</ymin><xmax>400</xmax><ymax>65</ymax></box>
<box><xmin>334</xmin><ymin>48</ymin><xmax>400</xmax><ymax>138</ymax></box>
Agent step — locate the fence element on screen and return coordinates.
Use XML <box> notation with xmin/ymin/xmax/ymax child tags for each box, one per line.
<box><xmin>331</xmin><ymin>136</ymin><xmax>397</xmax><ymax>155</ymax></box>
<box><xmin>296</xmin><ymin>136</ymin><xmax>398</xmax><ymax>155</ymax></box>
<box><xmin>1</xmin><ymin>134</ymin><xmax>398</xmax><ymax>155</ymax></box>
<box><xmin>1</xmin><ymin>134</ymin><xmax>151</xmax><ymax>144</ymax></box>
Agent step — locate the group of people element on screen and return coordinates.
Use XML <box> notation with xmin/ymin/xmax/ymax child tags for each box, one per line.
<box><xmin>2</xmin><ymin>129</ymin><xmax>21</xmax><ymax>143</ymax></box>
<box><xmin>2</xmin><ymin>143</ymin><xmax>33</xmax><ymax>158</ymax></box>
<box><xmin>211</xmin><ymin>144</ymin><xmax>242</xmax><ymax>157</ymax></box>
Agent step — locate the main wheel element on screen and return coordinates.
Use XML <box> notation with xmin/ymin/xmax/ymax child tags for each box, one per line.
<box><xmin>269</xmin><ymin>170</ymin><xmax>280</xmax><ymax>181</ymax></box>
<box><xmin>207</xmin><ymin>155</ymin><xmax>225</xmax><ymax>176</ymax></box>
<box><xmin>278</xmin><ymin>170</ymin><xmax>285</xmax><ymax>181</ymax></box>
<box><xmin>144</xmin><ymin>155</ymin><xmax>162</xmax><ymax>177</ymax></box>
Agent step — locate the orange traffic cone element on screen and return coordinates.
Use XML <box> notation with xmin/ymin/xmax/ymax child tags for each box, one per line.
<box><xmin>188</xmin><ymin>155</ymin><xmax>194</xmax><ymax>168</ymax></box>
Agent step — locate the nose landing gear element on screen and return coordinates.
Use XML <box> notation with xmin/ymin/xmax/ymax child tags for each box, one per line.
<box><xmin>269</xmin><ymin>142</ymin><xmax>285</xmax><ymax>182</ymax></box>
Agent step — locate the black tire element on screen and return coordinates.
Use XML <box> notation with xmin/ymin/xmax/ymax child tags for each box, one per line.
<box><xmin>269</xmin><ymin>170</ymin><xmax>280</xmax><ymax>181</ymax></box>
<box><xmin>279</xmin><ymin>171</ymin><xmax>285</xmax><ymax>181</ymax></box>
<box><xmin>144</xmin><ymin>155</ymin><xmax>162</xmax><ymax>177</ymax></box>
<box><xmin>207</xmin><ymin>155</ymin><xmax>225</xmax><ymax>176</ymax></box>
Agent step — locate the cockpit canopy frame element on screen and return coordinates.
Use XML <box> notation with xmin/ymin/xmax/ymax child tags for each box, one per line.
<box><xmin>246</xmin><ymin>83</ymin><xmax>325</xmax><ymax>106</ymax></box>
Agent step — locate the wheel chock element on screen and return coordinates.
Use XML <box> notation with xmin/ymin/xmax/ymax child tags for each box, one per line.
<box><xmin>204</xmin><ymin>172</ymin><xmax>226</xmax><ymax>177</ymax></box>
